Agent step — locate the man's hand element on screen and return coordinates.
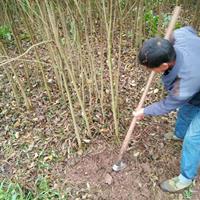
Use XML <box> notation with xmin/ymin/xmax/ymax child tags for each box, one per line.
<box><xmin>132</xmin><ymin>108</ymin><xmax>144</xmax><ymax>120</ymax></box>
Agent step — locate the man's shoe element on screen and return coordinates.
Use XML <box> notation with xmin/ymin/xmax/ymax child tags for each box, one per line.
<box><xmin>160</xmin><ymin>176</ymin><xmax>192</xmax><ymax>192</ymax></box>
<box><xmin>164</xmin><ymin>132</ymin><xmax>182</xmax><ymax>141</ymax></box>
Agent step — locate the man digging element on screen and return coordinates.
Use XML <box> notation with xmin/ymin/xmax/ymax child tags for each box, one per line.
<box><xmin>134</xmin><ymin>26</ymin><xmax>200</xmax><ymax>192</ymax></box>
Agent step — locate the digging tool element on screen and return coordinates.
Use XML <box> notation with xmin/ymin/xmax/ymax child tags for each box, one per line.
<box><xmin>112</xmin><ymin>6</ymin><xmax>181</xmax><ymax>172</ymax></box>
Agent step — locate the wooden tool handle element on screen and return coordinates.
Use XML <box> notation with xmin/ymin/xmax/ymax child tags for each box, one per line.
<box><xmin>117</xmin><ymin>6</ymin><xmax>181</xmax><ymax>162</ymax></box>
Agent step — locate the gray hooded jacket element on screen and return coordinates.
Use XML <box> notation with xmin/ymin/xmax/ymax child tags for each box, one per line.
<box><xmin>144</xmin><ymin>26</ymin><xmax>200</xmax><ymax>116</ymax></box>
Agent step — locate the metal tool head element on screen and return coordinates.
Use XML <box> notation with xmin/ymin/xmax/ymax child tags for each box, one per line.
<box><xmin>112</xmin><ymin>160</ymin><xmax>126</xmax><ymax>172</ymax></box>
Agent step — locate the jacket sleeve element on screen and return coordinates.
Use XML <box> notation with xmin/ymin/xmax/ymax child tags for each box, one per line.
<box><xmin>144</xmin><ymin>94</ymin><xmax>188</xmax><ymax>116</ymax></box>
<box><xmin>144</xmin><ymin>76</ymin><xmax>199</xmax><ymax>116</ymax></box>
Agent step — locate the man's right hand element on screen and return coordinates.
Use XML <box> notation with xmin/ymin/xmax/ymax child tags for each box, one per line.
<box><xmin>132</xmin><ymin>108</ymin><xmax>145</xmax><ymax>120</ymax></box>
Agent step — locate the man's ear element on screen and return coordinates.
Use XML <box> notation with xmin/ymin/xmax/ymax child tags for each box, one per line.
<box><xmin>161</xmin><ymin>63</ymin><xmax>170</xmax><ymax>71</ymax></box>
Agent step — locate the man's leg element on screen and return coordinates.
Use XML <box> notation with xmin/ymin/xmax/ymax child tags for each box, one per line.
<box><xmin>175</xmin><ymin>104</ymin><xmax>199</xmax><ymax>139</ymax></box>
<box><xmin>181</xmin><ymin>108</ymin><xmax>200</xmax><ymax>180</ymax></box>
<box><xmin>161</xmin><ymin>105</ymin><xmax>200</xmax><ymax>192</ymax></box>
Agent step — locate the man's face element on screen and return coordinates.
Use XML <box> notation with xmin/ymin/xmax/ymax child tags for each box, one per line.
<box><xmin>150</xmin><ymin>63</ymin><xmax>170</xmax><ymax>73</ymax></box>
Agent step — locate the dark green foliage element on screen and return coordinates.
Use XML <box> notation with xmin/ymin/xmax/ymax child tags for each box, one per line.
<box><xmin>144</xmin><ymin>10</ymin><xmax>159</xmax><ymax>36</ymax></box>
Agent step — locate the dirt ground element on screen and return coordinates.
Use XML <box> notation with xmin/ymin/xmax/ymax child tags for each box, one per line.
<box><xmin>51</xmin><ymin>125</ymin><xmax>200</xmax><ymax>200</ymax></box>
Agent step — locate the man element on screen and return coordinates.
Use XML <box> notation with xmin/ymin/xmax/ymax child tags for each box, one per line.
<box><xmin>134</xmin><ymin>26</ymin><xmax>200</xmax><ymax>192</ymax></box>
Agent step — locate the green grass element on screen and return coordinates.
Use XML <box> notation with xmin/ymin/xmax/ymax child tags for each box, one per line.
<box><xmin>0</xmin><ymin>25</ymin><xmax>12</xmax><ymax>41</ymax></box>
<box><xmin>0</xmin><ymin>177</ymin><xmax>67</xmax><ymax>200</ymax></box>
<box><xmin>0</xmin><ymin>180</ymin><xmax>33</xmax><ymax>200</ymax></box>
<box><xmin>183</xmin><ymin>185</ymin><xmax>193</xmax><ymax>199</ymax></box>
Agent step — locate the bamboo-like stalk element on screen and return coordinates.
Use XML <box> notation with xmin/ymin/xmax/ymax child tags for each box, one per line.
<box><xmin>112</xmin><ymin>0</ymin><xmax>120</xmax><ymax>140</ymax></box>
<box><xmin>157</xmin><ymin>3</ymin><xmax>163</xmax><ymax>37</ymax></box>
<box><xmin>0</xmin><ymin>41</ymin><xmax>52</xmax><ymax>67</ymax></box>
<box><xmin>5</xmin><ymin>2</ymin><xmax>30</xmax><ymax>85</ymax></box>
<box><xmin>45</xmin><ymin>0</ymin><xmax>91</xmax><ymax>137</ymax></box>
<box><xmin>94</xmin><ymin>1</ymin><xmax>107</xmax><ymax>120</ymax></box>
<box><xmin>134</xmin><ymin>0</ymin><xmax>144</xmax><ymax>64</ymax></box>
<box><xmin>0</xmin><ymin>43</ymin><xmax>32</xmax><ymax>110</ymax></box>
<box><xmin>102</xmin><ymin>0</ymin><xmax>119</xmax><ymax>142</ymax></box>
<box><xmin>57</xmin><ymin>3</ymin><xmax>80</xmax><ymax>95</ymax></box>
<box><xmin>56</xmin><ymin>50</ymin><xmax>82</xmax><ymax>148</ymax></box>
<box><xmin>17</xmin><ymin>0</ymin><xmax>34</xmax><ymax>23</ymax></box>
<box><xmin>192</xmin><ymin>1</ymin><xmax>200</xmax><ymax>30</ymax></box>
<box><xmin>75</xmin><ymin>34</ymin><xmax>93</xmax><ymax>112</ymax></box>
<box><xmin>88</xmin><ymin>0</ymin><xmax>95</xmax><ymax>34</ymax></box>
<box><xmin>36</xmin><ymin>3</ymin><xmax>65</xmax><ymax>90</ymax></box>
<box><xmin>61</xmin><ymin>63</ymin><xmax>82</xmax><ymax>149</ymax></box>
<box><xmin>3</xmin><ymin>67</ymin><xmax>20</xmax><ymax>107</ymax></box>
<box><xmin>0</xmin><ymin>2</ymin><xmax>4</xmax><ymax>22</ymax></box>
<box><xmin>35</xmin><ymin>0</ymin><xmax>64</xmax><ymax>99</ymax></box>
<box><xmin>0</xmin><ymin>50</ymin><xmax>20</xmax><ymax>107</ymax></box>
<box><xmin>77</xmin><ymin>46</ymin><xmax>87</xmax><ymax>108</ymax></box>
<box><xmin>19</xmin><ymin>4</ymin><xmax>52</xmax><ymax>101</ymax></box>
<box><xmin>87</xmin><ymin>0</ymin><xmax>98</xmax><ymax>100</ymax></box>
<box><xmin>114</xmin><ymin>1</ymin><xmax>123</xmax><ymax>132</ymax></box>
<box><xmin>48</xmin><ymin>44</ymin><xmax>66</xmax><ymax>101</ymax></box>
<box><xmin>35</xmin><ymin>1</ymin><xmax>82</xmax><ymax>148</ymax></box>
<box><xmin>99</xmin><ymin>26</ymin><xmax>105</xmax><ymax>120</ymax></box>
<box><xmin>73</xmin><ymin>0</ymin><xmax>100</xmax><ymax>105</ymax></box>
<box><xmin>122</xmin><ymin>1</ymin><xmax>137</xmax><ymax>22</ymax></box>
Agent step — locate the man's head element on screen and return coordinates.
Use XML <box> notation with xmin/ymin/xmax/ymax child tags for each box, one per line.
<box><xmin>138</xmin><ymin>37</ymin><xmax>176</xmax><ymax>73</ymax></box>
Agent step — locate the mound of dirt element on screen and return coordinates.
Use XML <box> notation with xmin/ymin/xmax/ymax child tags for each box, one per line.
<box><xmin>63</xmin><ymin>140</ymin><xmax>151</xmax><ymax>200</ymax></box>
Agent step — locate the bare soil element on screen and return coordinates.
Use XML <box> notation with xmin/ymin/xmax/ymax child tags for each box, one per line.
<box><xmin>51</xmin><ymin>125</ymin><xmax>200</xmax><ymax>200</ymax></box>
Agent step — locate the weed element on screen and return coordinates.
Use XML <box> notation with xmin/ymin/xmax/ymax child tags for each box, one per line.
<box><xmin>35</xmin><ymin>176</ymin><xmax>66</xmax><ymax>199</ymax></box>
<box><xmin>144</xmin><ymin>10</ymin><xmax>159</xmax><ymax>36</ymax></box>
<box><xmin>0</xmin><ymin>25</ymin><xmax>12</xmax><ymax>41</ymax></box>
<box><xmin>0</xmin><ymin>178</ymin><xmax>67</xmax><ymax>200</ymax></box>
<box><xmin>0</xmin><ymin>180</ymin><xmax>33</xmax><ymax>200</ymax></box>
<box><xmin>183</xmin><ymin>186</ymin><xmax>193</xmax><ymax>199</ymax></box>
